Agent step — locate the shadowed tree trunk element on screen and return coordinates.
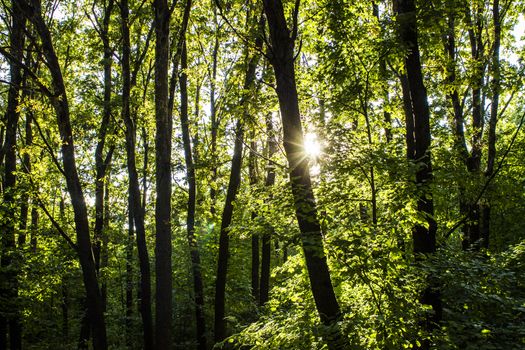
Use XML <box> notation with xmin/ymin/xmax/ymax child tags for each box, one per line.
<box><xmin>214</xmin><ymin>12</ymin><xmax>264</xmax><ymax>342</ymax></box>
<box><xmin>153</xmin><ymin>0</ymin><xmax>172</xmax><ymax>347</ymax></box>
<box><xmin>481</xmin><ymin>0</ymin><xmax>501</xmax><ymax>250</ymax></box>
<box><xmin>395</xmin><ymin>0</ymin><xmax>441</xmax><ymax>348</ymax></box>
<box><xmin>180</xmin><ymin>37</ymin><xmax>207</xmax><ymax>350</ymax></box>
<box><xmin>260</xmin><ymin>114</ymin><xmax>277</xmax><ymax>306</ymax></box>
<box><xmin>249</xmin><ymin>135</ymin><xmax>260</xmax><ymax>302</ymax></box>
<box><xmin>121</xmin><ymin>0</ymin><xmax>153</xmax><ymax>347</ymax></box>
<box><xmin>17</xmin><ymin>1</ymin><xmax>108</xmax><ymax>349</ymax></box>
<box><xmin>93</xmin><ymin>1</ymin><xmax>115</xmax><ymax>299</ymax></box>
<box><xmin>209</xmin><ymin>3</ymin><xmax>220</xmax><ymax>217</ymax></box>
<box><xmin>262</xmin><ymin>1</ymin><xmax>344</xmax><ymax>348</ymax></box>
<box><xmin>125</xmin><ymin>192</ymin><xmax>134</xmax><ymax>348</ymax></box>
<box><xmin>214</xmin><ymin>118</ymin><xmax>243</xmax><ymax>343</ymax></box>
<box><xmin>0</xmin><ymin>2</ymin><xmax>25</xmax><ymax>348</ymax></box>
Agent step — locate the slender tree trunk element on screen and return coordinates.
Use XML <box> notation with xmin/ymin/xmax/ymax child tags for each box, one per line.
<box><xmin>214</xmin><ymin>14</ymin><xmax>263</xmax><ymax>342</ymax></box>
<box><xmin>460</xmin><ymin>4</ymin><xmax>486</xmax><ymax>250</ymax></box>
<box><xmin>153</xmin><ymin>0</ymin><xmax>172</xmax><ymax>347</ymax></box>
<box><xmin>101</xmin><ymin>175</ymin><xmax>110</xmax><ymax>310</ymax></box>
<box><xmin>481</xmin><ymin>0</ymin><xmax>501</xmax><ymax>250</ymax></box>
<box><xmin>400</xmin><ymin>74</ymin><xmax>415</xmax><ymax>161</ymax></box>
<box><xmin>444</xmin><ymin>11</ymin><xmax>476</xmax><ymax>248</ymax></box>
<box><xmin>395</xmin><ymin>0</ymin><xmax>441</xmax><ymax>348</ymax></box>
<box><xmin>19</xmin><ymin>113</ymin><xmax>32</xmax><ymax>246</ymax></box>
<box><xmin>93</xmin><ymin>0</ymin><xmax>115</xmax><ymax>286</ymax></box>
<box><xmin>30</xmin><ymin>206</ymin><xmax>38</xmax><ymax>252</ymax></box>
<box><xmin>62</xmin><ymin>278</ymin><xmax>69</xmax><ymax>341</ymax></box>
<box><xmin>121</xmin><ymin>0</ymin><xmax>153</xmax><ymax>347</ymax></box>
<box><xmin>249</xmin><ymin>136</ymin><xmax>260</xmax><ymax>302</ymax></box>
<box><xmin>209</xmin><ymin>6</ymin><xmax>220</xmax><ymax>217</ymax></box>
<box><xmin>125</xmin><ymin>194</ymin><xmax>134</xmax><ymax>348</ymax></box>
<box><xmin>260</xmin><ymin>114</ymin><xmax>277</xmax><ymax>306</ymax></box>
<box><xmin>18</xmin><ymin>1</ymin><xmax>107</xmax><ymax>348</ymax></box>
<box><xmin>262</xmin><ymin>1</ymin><xmax>344</xmax><ymax>348</ymax></box>
<box><xmin>0</xmin><ymin>3</ymin><xmax>25</xmax><ymax>348</ymax></box>
<box><xmin>180</xmin><ymin>39</ymin><xmax>207</xmax><ymax>350</ymax></box>
<box><xmin>214</xmin><ymin>118</ymin><xmax>244</xmax><ymax>343</ymax></box>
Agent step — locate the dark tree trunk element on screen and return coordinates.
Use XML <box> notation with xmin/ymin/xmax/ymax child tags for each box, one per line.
<box><xmin>17</xmin><ymin>1</ymin><xmax>107</xmax><ymax>348</ymax></box>
<box><xmin>62</xmin><ymin>278</ymin><xmax>69</xmax><ymax>340</ymax></box>
<box><xmin>19</xmin><ymin>112</ymin><xmax>32</xmax><ymax>247</ymax></box>
<box><xmin>400</xmin><ymin>74</ymin><xmax>415</xmax><ymax>161</ymax></box>
<box><xmin>93</xmin><ymin>0</ymin><xmax>115</xmax><ymax>287</ymax></box>
<box><xmin>249</xmin><ymin>136</ymin><xmax>260</xmax><ymax>302</ymax></box>
<box><xmin>481</xmin><ymin>0</ymin><xmax>501</xmax><ymax>250</ymax></box>
<box><xmin>395</xmin><ymin>0</ymin><xmax>441</xmax><ymax>347</ymax></box>
<box><xmin>125</xmin><ymin>195</ymin><xmax>133</xmax><ymax>348</ymax></box>
<box><xmin>260</xmin><ymin>114</ymin><xmax>277</xmax><ymax>306</ymax></box>
<box><xmin>30</xmin><ymin>206</ymin><xmax>38</xmax><ymax>252</ymax></box>
<box><xmin>214</xmin><ymin>14</ymin><xmax>263</xmax><ymax>342</ymax></box>
<box><xmin>209</xmin><ymin>7</ymin><xmax>220</xmax><ymax>217</ymax></box>
<box><xmin>180</xmin><ymin>39</ymin><xmax>207</xmax><ymax>350</ymax></box>
<box><xmin>78</xmin><ymin>304</ymin><xmax>90</xmax><ymax>350</ymax></box>
<box><xmin>0</xmin><ymin>2</ymin><xmax>25</xmax><ymax>348</ymax></box>
<box><xmin>460</xmin><ymin>4</ymin><xmax>486</xmax><ymax>250</ymax></box>
<box><xmin>466</xmin><ymin>2</ymin><xmax>485</xmax><ymax>176</ymax></box>
<box><xmin>214</xmin><ymin>118</ymin><xmax>244</xmax><ymax>343</ymax></box>
<box><xmin>262</xmin><ymin>1</ymin><xmax>344</xmax><ymax>348</ymax></box>
<box><xmin>121</xmin><ymin>0</ymin><xmax>154</xmax><ymax>347</ymax></box>
<box><xmin>101</xmin><ymin>177</ymin><xmax>110</xmax><ymax>310</ymax></box>
<box><xmin>443</xmin><ymin>11</ymin><xmax>479</xmax><ymax>249</ymax></box>
<box><xmin>153</xmin><ymin>0</ymin><xmax>172</xmax><ymax>348</ymax></box>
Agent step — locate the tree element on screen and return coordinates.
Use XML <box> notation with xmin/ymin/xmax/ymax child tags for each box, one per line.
<box><xmin>15</xmin><ymin>1</ymin><xmax>108</xmax><ymax>348</ymax></box>
<box><xmin>153</xmin><ymin>0</ymin><xmax>173</xmax><ymax>347</ymax></box>
<box><xmin>0</xmin><ymin>1</ymin><xmax>25</xmax><ymax>348</ymax></box>
<box><xmin>179</xmin><ymin>18</ymin><xmax>207</xmax><ymax>349</ymax></box>
<box><xmin>395</xmin><ymin>0</ymin><xmax>441</xmax><ymax>347</ymax></box>
<box><xmin>121</xmin><ymin>0</ymin><xmax>153</xmax><ymax>346</ymax></box>
<box><xmin>214</xmin><ymin>7</ymin><xmax>264</xmax><ymax>342</ymax></box>
<box><xmin>262</xmin><ymin>0</ymin><xmax>344</xmax><ymax>348</ymax></box>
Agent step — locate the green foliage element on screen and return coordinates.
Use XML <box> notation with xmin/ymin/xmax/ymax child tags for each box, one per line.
<box><xmin>1</xmin><ymin>0</ymin><xmax>525</xmax><ymax>349</ymax></box>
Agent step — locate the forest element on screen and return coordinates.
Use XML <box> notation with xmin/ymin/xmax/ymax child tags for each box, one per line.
<box><xmin>0</xmin><ymin>0</ymin><xmax>524</xmax><ymax>349</ymax></box>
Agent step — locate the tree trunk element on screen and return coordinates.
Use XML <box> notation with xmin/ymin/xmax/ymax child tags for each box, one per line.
<box><xmin>209</xmin><ymin>6</ymin><xmax>220</xmax><ymax>217</ymax></box>
<box><xmin>260</xmin><ymin>114</ymin><xmax>277</xmax><ymax>306</ymax></box>
<box><xmin>62</xmin><ymin>278</ymin><xmax>69</xmax><ymax>340</ymax></box>
<box><xmin>443</xmin><ymin>11</ymin><xmax>479</xmax><ymax>249</ymax></box>
<box><xmin>121</xmin><ymin>0</ymin><xmax>154</xmax><ymax>347</ymax></box>
<box><xmin>395</xmin><ymin>0</ymin><xmax>441</xmax><ymax>347</ymax></box>
<box><xmin>153</xmin><ymin>0</ymin><xmax>172</xmax><ymax>347</ymax></box>
<box><xmin>17</xmin><ymin>1</ymin><xmax>107</xmax><ymax>348</ymax></box>
<box><xmin>0</xmin><ymin>2</ymin><xmax>25</xmax><ymax>348</ymax></box>
<box><xmin>214</xmin><ymin>117</ymin><xmax>244</xmax><ymax>343</ymax></box>
<box><xmin>214</xmin><ymin>14</ymin><xmax>263</xmax><ymax>342</ymax></box>
<box><xmin>262</xmin><ymin>1</ymin><xmax>344</xmax><ymax>348</ymax></box>
<box><xmin>30</xmin><ymin>206</ymin><xmax>38</xmax><ymax>252</ymax></box>
<box><xmin>481</xmin><ymin>0</ymin><xmax>501</xmax><ymax>250</ymax></box>
<box><xmin>180</xmin><ymin>39</ymin><xmax>207</xmax><ymax>350</ymax></box>
<box><xmin>93</xmin><ymin>0</ymin><xmax>114</xmax><ymax>286</ymax></box>
<box><xmin>249</xmin><ymin>136</ymin><xmax>260</xmax><ymax>303</ymax></box>
<box><xmin>125</xmin><ymin>194</ymin><xmax>134</xmax><ymax>348</ymax></box>
<box><xmin>19</xmin><ymin>112</ymin><xmax>32</xmax><ymax>247</ymax></box>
